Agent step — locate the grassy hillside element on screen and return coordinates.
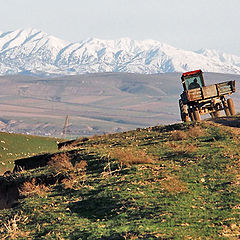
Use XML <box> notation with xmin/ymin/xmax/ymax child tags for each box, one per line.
<box><xmin>0</xmin><ymin>118</ymin><xmax>240</xmax><ymax>239</ymax></box>
<box><xmin>0</xmin><ymin>132</ymin><xmax>59</xmax><ymax>174</ymax></box>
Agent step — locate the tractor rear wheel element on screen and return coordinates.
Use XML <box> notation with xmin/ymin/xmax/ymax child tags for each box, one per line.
<box><xmin>210</xmin><ymin>112</ymin><xmax>215</xmax><ymax>118</ymax></box>
<box><xmin>189</xmin><ymin>109</ymin><xmax>195</xmax><ymax>121</ymax></box>
<box><xmin>193</xmin><ymin>108</ymin><xmax>201</xmax><ymax>122</ymax></box>
<box><xmin>223</xmin><ymin>100</ymin><xmax>231</xmax><ymax>116</ymax></box>
<box><xmin>227</xmin><ymin>98</ymin><xmax>236</xmax><ymax>116</ymax></box>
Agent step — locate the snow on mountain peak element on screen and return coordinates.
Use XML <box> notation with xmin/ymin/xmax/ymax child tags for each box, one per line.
<box><xmin>0</xmin><ymin>28</ymin><xmax>240</xmax><ymax>76</ymax></box>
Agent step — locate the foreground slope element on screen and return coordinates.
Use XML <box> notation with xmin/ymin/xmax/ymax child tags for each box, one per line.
<box><xmin>0</xmin><ymin>118</ymin><xmax>240</xmax><ymax>239</ymax></box>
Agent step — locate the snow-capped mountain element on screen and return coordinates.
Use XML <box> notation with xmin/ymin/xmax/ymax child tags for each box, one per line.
<box><xmin>0</xmin><ymin>28</ymin><xmax>240</xmax><ymax>76</ymax></box>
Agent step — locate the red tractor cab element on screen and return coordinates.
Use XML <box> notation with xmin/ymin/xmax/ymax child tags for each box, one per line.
<box><xmin>181</xmin><ymin>70</ymin><xmax>205</xmax><ymax>91</ymax></box>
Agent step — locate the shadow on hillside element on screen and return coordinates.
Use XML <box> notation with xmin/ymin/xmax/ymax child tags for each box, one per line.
<box><xmin>211</xmin><ymin>116</ymin><xmax>240</xmax><ymax>128</ymax></box>
<box><xmin>68</xmin><ymin>192</ymin><xmax>170</xmax><ymax>239</ymax></box>
<box><xmin>69</xmin><ymin>196</ymin><xmax>121</xmax><ymax>220</ymax></box>
<box><xmin>69</xmin><ymin>230</ymin><xmax>125</xmax><ymax>240</ymax></box>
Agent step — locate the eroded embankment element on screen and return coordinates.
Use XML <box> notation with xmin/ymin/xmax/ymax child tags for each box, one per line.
<box><xmin>0</xmin><ymin>178</ymin><xmax>19</xmax><ymax>210</ymax></box>
<box><xmin>0</xmin><ymin>151</ymin><xmax>69</xmax><ymax>210</ymax></box>
<box><xmin>0</xmin><ymin>171</ymin><xmax>68</xmax><ymax>210</ymax></box>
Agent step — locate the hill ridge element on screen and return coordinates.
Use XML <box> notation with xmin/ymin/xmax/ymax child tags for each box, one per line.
<box><xmin>0</xmin><ymin>28</ymin><xmax>240</xmax><ymax>76</ymax></box>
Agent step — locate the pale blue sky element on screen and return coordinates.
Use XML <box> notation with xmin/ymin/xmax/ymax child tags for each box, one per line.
<box><xmin>0</xmin><ymin>0</ymin><xmax>239</xmax><ymax>55</ymax></box>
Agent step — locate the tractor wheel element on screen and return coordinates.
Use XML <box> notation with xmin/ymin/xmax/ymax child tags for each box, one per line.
<box><xmin>210</xmin><ymin>112</ymin><xmax>215</xmax><ymax>118</ymax></box>
<box><xmin>214</xmin><ymin>110</ymin><xmax>221</xmax><ymax>118</ymax></box>
<box><xmin>193</xmin><ymin>108</ymin><xmax>201</xmax><ymax>122</ymax></box>
<box><xmin>181</xmin><ymin>112</ymin><xmax>191</xmax><ymax>122</ymax></box>
<box><xmin>179</xmin><ymin>100</ymin><xmax>190</xmax><ymax>122</ymax></box>
<box><xmin>227</xmin><ymin>98</ymin><xmax>236</xmax><ymax>116</ymax></box>
<box><xmin>185</xmin><ymin>115</ymin><xmax>191</xmax><ymax>122</ymax></box>
<box><xmin>183</xmin><ymin>105</ymin><xmax>190</xmax><ymax>122</ymax></box>
<box><xmin>189</xmin><ymin>109</ymin><xmax>195</xmax><ymax>122</ymax></box>
<box><xmin>223</xmin><ymin>100</ymin><xmax>231</xmax><ymax>116</ymax></box>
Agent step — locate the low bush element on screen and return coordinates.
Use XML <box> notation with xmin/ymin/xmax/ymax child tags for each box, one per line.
<box><xmin>61</xmin><ymin>160</ymin><xmax>88</xmax><ymax>190</ymax></box>
<box><xmin>170</xmin><ymin>126</ymin><xmax>205</xmax><ymax>141</ymax></box>
<box><xmin>109</xmin><ymin>148</ymin><xmax>155</xmax><ymax>167</ymax></box>
<box><xmin>48</xmin><ymin>152</ymin><xmax>74</xmax><ymax>172</ymax></box>
<box><xmin>166</xmin><ymin>142</ymin><xmax>197</xmax><ymax>154</ymax></box>
<box><xmin>75</xmin><ymin>160</ymin><xmax>87</xmax><ymax>173</ymax></box>
<box><xmin>160</xmin><ymin>175</ymin><xmax>188</xmax><ymax>194</ymax></box>
<box><xmin>170</xmin><ymin>130</ymin><xmax>187</xmax><ymax>140</ymax></box>
<box><xmin>1</xmin><ymin>213</ymin><xmax>30</xmax><ymax>239</ymax></box>
<box><xmin>187</xmin><ymin>125</ymin><xmax>205</xmax><ymax>138</ymax></box>
<box><xmin>19</xmin><ymin>178</ymin><xmax>50</xmax><ymax>197</ymax></box>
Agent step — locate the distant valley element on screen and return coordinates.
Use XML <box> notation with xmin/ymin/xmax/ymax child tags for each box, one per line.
<box><xmin>0</xmin><ymin>72</ymin><xmax>239</xmax><ymax>137</ymax></box>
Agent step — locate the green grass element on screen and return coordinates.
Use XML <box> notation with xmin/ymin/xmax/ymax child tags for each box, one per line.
<box><xmin>0</xmin><ymin>120</ymin><xmax>240</xmax><ymax>239</ymax></box>
<box><xmin>0</xmin><ymin>132</ymin><xmax>60</xmax><ymax>174</ymax></box>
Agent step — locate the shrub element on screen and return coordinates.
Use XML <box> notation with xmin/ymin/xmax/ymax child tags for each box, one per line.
<box><xmin>75</xmin><ymin>160</ymin><xmax>88</xmax><ymax>173</ymax></box>
<box><xmin>187</xmin><ymin>125</ymin><xmax>204</xmax><ymax>138</ymax></box>
<box><xmin>109</xmin><ymin>148</ymin><xmax>155</xmax><ymax>167</ymax></box>
<box><xmin>161</xmin><ymin>175</ymin><xmax>188</xmax><ymax>194</ymax></box>
<box><xmin>170</xmin><ymin>130</ymin><xmax>187</xmax><ymax>141</ymax></box>
<box><xmin>1</xmin><ymin>213</ymin><xmax>30</xmax><ymax>239</ymax></box>
<box><xmin>170</xmin><ymin>126</ymin><xmax>205</xmax><ymax>141</ymax></box>
<box><xmin>61</xmin><ymin>160</ymin><xmax>88</xmax><ymax>189</ymax></box>
<box><xmin>19</xmin><ymin>178</ymin><xmax>50</xmax><ymax>197</ymax></box>
<box><xmin>48</xmin><ymin>152</ymin><xmax>74</xmax><ymax>172</ymax></box>
<box><xmin>166</xmin><ymin>142</ymin><xmax>197</xmax><ymax>154</ymax></box>
<box><xmin>61</xmin><ymin>173</ymin><xmax>78</xmax><ymax>190</ymax></box>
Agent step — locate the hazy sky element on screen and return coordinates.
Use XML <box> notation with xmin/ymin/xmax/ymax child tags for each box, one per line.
<box><xmin>0</xmin><ymin>0</ymin><xmax>239</xmax><ymax>55</ymax></box>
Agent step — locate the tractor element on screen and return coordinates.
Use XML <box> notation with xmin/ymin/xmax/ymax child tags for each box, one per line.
<box><xmin>179</xmin><ymin>70</ymin><xmax>236</xmax><ymax>122</ymax></box>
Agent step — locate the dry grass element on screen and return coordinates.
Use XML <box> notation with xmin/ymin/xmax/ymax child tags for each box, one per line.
<box><xmin>48</xmin><ymin>152</ymin><xmax>74</xmax><ymax>172</ymax></box>
<box><xmin>170</xmin><ymin>126</ymin><xmax>205</xmax><ymax>141</ymax></box>
<box><xmin>75</xmin><ymin>160</ymin><xmax>87</xmax><ymax>172</ymax></box>
<box><xmin>90</xmin><ymin>134</ymin><xmax>99</xmax><ymax>141</ymax></box>
<box><xmin>1</xmin><ymin>213</ymin><xmax>30</xmax><ymax>239</ymax></box>
<box><xmin>187</xmin><ymin>125</ymin><xmax>205</xmax><ymax>138</ymax></box>
<box><xmin>123</xmin><ymin>233</ymin><xmax>139</xmax><ymax>240</ymax></box>
<box><xmin>109</xmin><ymin>148</ymin><xmax>155</xmax><ymax>167</ymax></box>
<box><xmin>61</xmin><ymin>173</ymin><xmax>78</xmax><ymax>190</ymax></box>
<box><xmin>166</xmin><ymin>142</ymin><xmax>197</xmax><ymax>154</ymax></box>
<box><xmin>228</xmin><ymin>158</ymin><xmax>240</xmax><ymax>186</ymax></box>
<box><xmin>61</xmin><ymin>160</ymin><xmax>88</xmax><ymax>190</ymax></box>
<box><xmin>19</xmin><ymin>178</ymin><xmax>50</xmax><ymax>197</ymax></box>
<box><xmin>222</xmin><ymin>223</ymin><xmax>240</xmax><ymax>239</ymax></box>
<box><xmin>170</xmin><ymin>130</ymin><xmax>187</xmax><ymax>141</ymax></box>
<box><xmin>160</xmin><ymin>175</ymin><xmax>188</xmax><ymax>194</ymax></box>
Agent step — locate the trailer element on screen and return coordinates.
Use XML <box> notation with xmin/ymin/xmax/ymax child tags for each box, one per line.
<box><xmin>179</xmin><ymin>70</ymin><xmax>236</xmax><ymax>122</ymax></box>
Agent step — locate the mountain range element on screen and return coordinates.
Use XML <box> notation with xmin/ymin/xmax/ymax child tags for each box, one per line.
<box><xmin>0</xmin><ymin>28</ymin><xmax>240</xmax><ymax>76</ymax></box>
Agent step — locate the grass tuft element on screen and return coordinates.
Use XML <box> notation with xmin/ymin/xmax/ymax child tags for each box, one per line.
<box><xmin>48</xmin><ymin>152</ymin><xmax>74</xmax><ymax>172</ymax></box>
<box><xmin>19</xmin><ymin>178</ymin><xmax>50</xmax><ymax>197</ymax></box>
<box><xmin>109</xmin><ymin>147</ymin><xmax>155</xmax><ymax>167</ymax></box>
<box><xmin>187</xmin><ymin>125</ymin><xmax>205</xmax><ymax>138</ymax></box>
<box><xmin>1</xmin><ymin>213</ymin><xmax>30</xmax><ymax>239</ymax></box>
<box><xmin>161</xmin><ymin>175</ymin><xmax>189</xmax><ymax>194</ymax></box>
<box><xmin>171</xmin><ymin>130</ymin><xmax>187</xmax><ymax>140</ymax></box>
<box><xmin>61</xmin><ymin>160</ymin><xmax>88</xmax><ymax>189</ymax></box>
